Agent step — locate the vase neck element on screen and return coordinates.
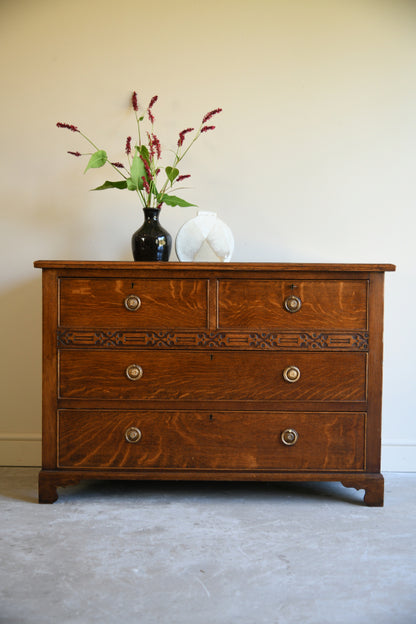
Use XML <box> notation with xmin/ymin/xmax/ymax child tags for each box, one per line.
<box><xmin>143</xmin><ymin>207</ymin><xmax>160</xmax><ymax>222</ymax></box>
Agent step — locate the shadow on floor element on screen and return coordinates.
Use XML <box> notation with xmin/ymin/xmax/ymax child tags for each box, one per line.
<box><xmin>0</xmin><ymin>467</ymin><xmax>364</xmax><ymax>506</ymax></box>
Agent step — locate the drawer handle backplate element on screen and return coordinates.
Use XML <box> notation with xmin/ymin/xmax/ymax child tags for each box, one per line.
<box><xmin>125</xmin><ymin>427</ymin><xmax>142</xmax><ymax>443</ymax></box>
<box><xmin>281</xmin><ymin>428</ymin><xmax>299</xmax><ymax>446</ymax></box>
<box><xmin>284</xmin><ymin>295</ymin><xmax>302</xmax><ymax>313</ymax></box>
<box><xmin>283</xmin><ymin>366</ymin><xmax>300</xmax><ymax>383</ymax></box>
<box><xmin>124</xmin><ymin>295</ymin><xmax>141</xmax><ymax>311</ymax></box>
<box><xmin>126</xmin><ymin>364</ymin><xmax>143</xmax><ymax>381</ymax></box>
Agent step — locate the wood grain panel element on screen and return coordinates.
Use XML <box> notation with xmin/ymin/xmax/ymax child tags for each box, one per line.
<box><xmin>218</xmin><ymin>280</ymin><xmax>368</xmax><ymax>329</ymax></box>
<box><xmin>59</xmin><ymin>278</ymin><xmax>208</xmax><ymax>328</ymax></box>
<box><xmin>58</xmin><ymin>410</ymin><xmax>365</xmax><ymax>470</ymax></box>
<box><xmin>59</xmin><ymin>350</ymin><xmax>367</xmax><ymax>402</ymax></box>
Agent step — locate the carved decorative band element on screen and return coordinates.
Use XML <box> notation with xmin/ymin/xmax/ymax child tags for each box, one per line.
<box><xmin>57</xmin><ymin>330</ymin><xmax>368</xmax><ymax>350</ymax></box>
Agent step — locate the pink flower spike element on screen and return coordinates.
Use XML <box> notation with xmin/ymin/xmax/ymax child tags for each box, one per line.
<box><xmin>139</xmin><ymin>154</ymin><xmax>153</xmax><ymax>179</ymax></box>
<box><xmin>125</xmin><ymin>136</ymin><xmax>132</xmax><ymax>155</ymax></box>
<box><xmin>141</xmin><ymin>176</ymin><xmax>150</xmax><ymax>194</ymax></box>
<box><xmin>111</xmin><ymin>162</ymin><xmax>124</xmax><ymax>168</ymax></box>
<box><xmin>152</xmin><ymin>133</ymin><xmax>161</xmax><ymax>159</ymax></box>
<box><xmin>202</xmin><ymin>108</ymin><xmax>222</xmax><ymax>123</ymax></box>
<box><xmin>57</xmin><ymin>122</ymin><xmax>79</xmax><ymax>132</ymax></box>
<box><xmin>67</xmin><ymin>151</ymin><xmax>81</xmax><ymax>157</ymax></box>
<box><xmin>146</xmin><ymin>96</ymin><xmax>158</xmax><ymax>125</ymax></box>
<box><xmin>132</xmin><ymin>92</ymin><xmax>139</xmax><ymax>112</ymax></box>
<box><xmin>147</xmin><ymin>132</ymin><xmax>154</xmax><ymax>159</ymax></box>
<box><xmin>178</xmin><ymin>127</ymin><xmax>194</xmax><ymax>147</ymax></box>
<box><xmin>148</xmin><ymin>95</ymin><xmax>158</xmax><ymax>109</ymax></box>
<box><xmin>201</xmin><ymin>125</ymin><xmax>215</xmax><ymax>133</ymax></box>
<box><xmin>176</xmin><ymin>174</ymin><xmax>191</xmax><ymax>182</ymax></box>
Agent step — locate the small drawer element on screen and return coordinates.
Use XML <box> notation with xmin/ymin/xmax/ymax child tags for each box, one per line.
<box><xmin>59</xmin><ymin>278</ymin><xmax>208</xmax><ymax>328</ymax></box>
<box><xmin>218</xmin><ymin>280</ymin><xmax>368</xmax><ymax>330</ymax></box>
<box><xmin>59</xmin><ymin>349</ymin><xmax>367</xmax><ymax>402</ymax></box>
<box><xmin>58</xmin><ymin>410</ymin><xmax>366</xmax><ymax>471</ymax></box>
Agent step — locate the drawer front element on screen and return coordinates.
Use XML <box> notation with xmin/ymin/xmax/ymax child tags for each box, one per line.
<box><xmin>218</xmin><ymin>280</ymin><xmax>368</xmax><ymax>329</ymax></box>
<box><xmin>59</xmin><ymin>350</ymin><xmax>367</xmax><ymax>401</ymax></box>
<box><xmin>59</xmin><ymin>278</ymin><xmax>208</xmax><ymax>328</ymax></box>
<box><xmin>58</xmin><ymin>410</ymin><xmax>366</xmax><ymax>471</ymax></box>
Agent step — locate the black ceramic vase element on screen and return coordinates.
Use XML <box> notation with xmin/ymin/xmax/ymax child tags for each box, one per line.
<box><xmin>131</xmin><ymin>208</ymin><xmax>172</xmax><ymax>261</ymax></box>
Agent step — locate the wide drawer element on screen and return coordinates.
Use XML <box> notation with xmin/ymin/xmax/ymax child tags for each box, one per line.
<box><xmin>59</xmin><ymin>350</ymin><xmax>367</xmax><ymax>401</ymax></box>
<box><xmin>218</xmin><ymin>280</ymin><xmax>368</xmax><ymax>329</ymax></box>
<box><xmin>59</xmin><ymin>278</ymin><xmax>208</xmax><ymax>328</ymax></box>
<box><xmin>58</xmin><ymin>410</ymin><xmax>366</xmax><ymax>470</ymax></box>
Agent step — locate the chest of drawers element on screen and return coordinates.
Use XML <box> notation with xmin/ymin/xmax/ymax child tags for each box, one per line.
<box><xmin>34</xmin><ymin>261</ymin><xmax>395</xmax><ymax>504</ymax></box>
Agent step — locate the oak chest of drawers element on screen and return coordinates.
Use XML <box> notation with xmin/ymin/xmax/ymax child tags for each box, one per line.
<box><xmin>34</xmin><ymin>261</ymin><xmax>395</xmax><ymax>504</ymax></box>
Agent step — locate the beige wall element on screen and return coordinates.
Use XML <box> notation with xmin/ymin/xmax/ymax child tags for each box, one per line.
<box><xmin>1</xmin><ymin>0</ymin><xmax>415</xmax><ymax>468</ymax></box>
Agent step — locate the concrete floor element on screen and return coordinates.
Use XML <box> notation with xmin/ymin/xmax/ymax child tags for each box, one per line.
<box><xmin>0</xmin><ymin>469</ymin><xmax>415</xmax><ymax>624</ymax></box>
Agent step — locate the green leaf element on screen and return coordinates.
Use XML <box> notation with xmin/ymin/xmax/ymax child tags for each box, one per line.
<box><xmin>92</xmin><ymin>180</ymin><xmax>128</xmax><ymax>190</ymax></box>
<box><xmin>159</xmin><ymin>194</ymin><xmax>197</xmax><ymax>207</ymax></box>
<box><xmin>149</xmin><ymin>180</ymin><xmax>159</xmax><ymax>196</ymax></box>
<box><xmin>127</xmin><ymin>177</ymin><xmax>143</xmax><ymax>191</ymax></box>
<box><xmin>130</xmin><ymin>152</ymin><xmax>145</xmax><ymax>189</ymax></box>
<box><xmin>138</xmin><ymin>145</ymin><xmax>150</xmax><ymax>163</ymax></box>
<box><xmin>84</xmin><ymin>150</ymin><xmax>107</xmax><ymax>173</ymax></box>
<box><xmin>165</xmin><ymin>166</ymin><xmax>179</xmax><ymax>183</ymax></box>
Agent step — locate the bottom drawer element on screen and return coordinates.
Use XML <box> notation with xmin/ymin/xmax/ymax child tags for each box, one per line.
<box><xmin>58</xmin><ymin>410</ymin><xmax>366</xmax><ymax>471</ymax></box>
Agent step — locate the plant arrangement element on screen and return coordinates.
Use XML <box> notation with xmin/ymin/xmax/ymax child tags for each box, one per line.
<box><xmin>57</xmin><ymin>92</ymin><xmax>222</xmax><ymax>210</ymax></box>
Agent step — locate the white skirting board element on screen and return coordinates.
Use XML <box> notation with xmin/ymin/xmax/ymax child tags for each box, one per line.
<box><xmin>0</xmin><ymin>434</ymin><xmax>41</xmax><ymax>467</ymax></box>
<box><xmin>0</xmin><ymin>435</ymin><xmax>415</xmax><ymax>470</ymax></box>
<box><xmin>381</xmin><ymin>440</ymin><xmax>416</xmax><ymax>472</ymax></box>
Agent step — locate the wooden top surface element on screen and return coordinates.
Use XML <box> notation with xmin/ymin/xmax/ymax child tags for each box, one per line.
<box><xmin>33</xmin><ymin>261</ymin><xmax>396</xmax><ymax>272</ymax></box>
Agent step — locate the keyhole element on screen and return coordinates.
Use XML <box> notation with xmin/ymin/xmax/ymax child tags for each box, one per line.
<box><xmin>209</xmin><ymin>414</ymin><xmax>213</xmax><ymax>421</ymax></box>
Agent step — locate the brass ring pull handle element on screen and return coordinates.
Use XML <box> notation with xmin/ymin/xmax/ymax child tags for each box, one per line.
<box><xmin>125</xmin><ymin>427</ymin><xmax>142</xmax><ymax>443</ymax></box>
<box><xmin>125</xmin><ymin>364</ymin><xmax>143</xmax><ymax>381</ymax></box>
<box><xmin>281</xmin><ymin>428</ymin><xmax>298</xmax><ymax>446</ymax></box>
<box><xmin>283</xmin><ymin>366</ymin><xmax>300</xmax><ymax>383</ymax></box>
<box><xmin>284</xmin><ymin>295</ymin><xmax>302</xmax><ymax>313</ymax></box>
<box><xmin>124</xmin><ymin>295</ymin><xmax>141</xmax><ymax>311</ymax></box>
